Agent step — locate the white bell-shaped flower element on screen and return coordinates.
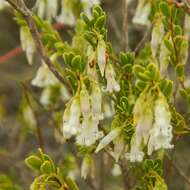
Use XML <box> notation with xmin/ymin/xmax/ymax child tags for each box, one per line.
<box><xmin>105</xmin><ymin>63</ymin><xmax>120</xmax><ymax>93</ymax></box>
<box><xmin>31</xmin><ymin>63</ymin><xmax>59</xmax><ymax>87</ymax></box>
<box><xmin>40</xmin><ymin>86</ymin><xmax>52</xmax><ymax>107</ymax></box>
<box><xmin>20</xmin><ymin>26</ymin><xmax>35</xmax><ymax>65</ymax></box>
<box><xmin>62</xmin><ymin>98</ymin><xmax>81</xmax><ymax>138</ymax></box>
<box><xmin>97</xmin><ymin>37</ymin><xmax>106</xmax><ymax>76</ymax></box>
<box><xmin>56</xmin><ymin>0</ymin><xmax>76</xmax><ymax>26</ymax></box>
<box><xmin>127</xmin><ymin>109</ymin><xmax>153</xmax><ymax>162</ymax></box>
<box><xmin>132</xmin><ymin>0</ymin><xmax>151</xmax><ymax>26</ymax></box>
<box><xmin>148</xmin><ymin>96</ymin><xmax>173</xmax><ymax>155</ymax></box>
<box><xmin>159</xmin><ymin>37</ymin><xmax>170</xmax><ymax>77</ymax></box>
<box><xmin>76</xmin><ymin>117</ymin><xmax>103</xmax><ymax>147</ymax></box>
<box><xmin>151</xmin><ymin>20</ymin><xmax>165</xmax><ymax>58</ymax></box>
<box><xmin>126</xmin><ymin>142</ymin><xmax>144</xmax><ymax>162</ymax></box>
<box><xmin>35</xmin><ymin>0</ymin><xmax>58</xmax><ymax>22</ymax></box>
<box><xmin>95</xmin><ymin>128</ymin><xmax>121</xmax><ymax>153</ymax></box>
<box><xmin>23</xmin><ymin>105</ymin><xmax>37</xmax><ymax>129</ymax></box>
<box><xmin>81</xmin><ymin>154</ymin><xmax>95</xmax><ymax>179</ymax></box>
<box><xmin>80</xmin><ymin>84</ymin><xmax>91</xmax><ymax>118</ymax></box>
<box><xmin>127</xmin><ymin>91</ymin><xmax>153</xmax><ymax>162</ymax></box>
<box><xmin>91</xmin><ymin>83</ymin><xmax>103</xmax><ymax>120</ymax></box>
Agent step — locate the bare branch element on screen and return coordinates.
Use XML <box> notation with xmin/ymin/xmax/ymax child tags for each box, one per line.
<box><xmin>122</xmin><ymin>0</ymin><xmax>129</xmax><ymax>51</ymax></box>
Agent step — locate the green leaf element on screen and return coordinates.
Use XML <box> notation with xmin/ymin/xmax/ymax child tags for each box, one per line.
<box><xmin>160</xmin><ymin>2</ymin><xmax>170</xmax><ymax>17</ymax></box>
<box><xmin>93</xmin><ymin>6</ymin><xmax>103</xmax><ymax>16</ymax></box>
<box><xmin>175</xmin><ymin>64</ymin><xmax>184</xmax><ymax>78</ymax></box>
<box><xmin>95</xmin><ymin>14</ymin><xmax>106</xmax><ymax>29</ymax></box>
<box><xmin>71</xmin><ymin>55</ymin><xmax>84</xmax><ymax>72</ymax></box>
<box><xmin>119</xmin><ymin>52</ymin><xmax>134</xmax><ymax>66</ymax></box>
<box><xmin>40</xmin><ymin>160</ymin><xmax>54</xmax><ymax>174</ymax></box>
<box><xmin>65</xmin><ymin>177</ymin><xmax>79</xmax><ymax>190</ymax></box>
<box><xmin>133</xmin><ymin>65</ymin><xmax>145</xmax><ymax>76</ymax></box>
<box><xmin>161</xmin><ymin>79</ymin><xmax>173</xmax><ymax>98</ymax></box>
<box><xmin>80</xmin><ymin>13</ymin><xmax>91</xmax><ymax>26</ymax></box>
<box><xmin>136</xmin><ymin>80</ymin><xmax>147</xmax><ymax>91</ymax></box>
<box><xmin>25</xmin><ymin>155</ymin><xmax>42</xmax><ymax>171</ymax></box>
<box><xmin>179</xmin><ymin>89</ymin><xmax>188</xmax><ymax>99</ymax></box>
<box><xmin>147</xmin><ymin>63</ymin><xmax>159</xmax><ymax>81</ymax></box>
<box><xmin>63</xmin><ymin>52</ymin><xmax>75</xmax><ymax>65</ymax></box>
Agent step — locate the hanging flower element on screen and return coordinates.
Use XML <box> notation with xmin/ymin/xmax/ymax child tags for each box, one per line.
<box><xmin>56</xmin><ymin>0</ymin><xmax>76</xmax><ymax>26</ymax></box>
<box><xmin>22</xmin><ymin>105</ymin><xmax>37</xmax><ymax>129</ymax></box>
<box><xmin>132</xmin><ymin>0</ymin><xmax>151</xmax><ymax>26</ymax></box>
<box><xmin>40</xmin><ymin>86</ymin><xmax>52</xmax><ymax>107</ymax></box>
<box><xmin>97</xmin><ymin>37</ymin><xmax>107</xmax><ymax>76</ymax></box>
<box><xmin>81</xmin><ymin>154</ymin><xmax>95</xmax><ymax>179</ymax></box>
<box><xmin>20</xmin><ymin>26</ymin><xmax>35</xmax><ymax>65</ymax></box>
<box><xmin>31</xmin><ymin>63</ymin><xmax>59</xmax><ymax>87</ymax></box>
<box><xmin>105</xmin><ymin>63</ymin><xmax>120</xmax><ymax>93</ymax></box>
<box><xmin>127</xmin><ymin>107</ymin><xmax>153</xmax><ymax>162</ymax></box>
<box><xmin>95</xmin><ymin>128</ymin><xmax>121</xmax><ymax>153</ymax></box>
<box><xmin>62</xmin><ymin>97</ymin><xmax>81</xmax><ymax>139</ymax></box>
<box><xmin>91</xmin><ymin>83</ymin><xmax>103</xmax><ymax>120</ymax></box>
<box><xmin>126</xmin><ymin>91</ymin><xmax>153</xmax><ymax>162</ymax></box>
<box><xmin>76</xmin><ymin>117</ymin><xmax>103</xmax><ymax>146</ymax></box>
<box><xmin>159</xmin><ymin>37</ymin><xmax>170</xmax><ymax>77</ymax></box>
<box><xmin>151</xmin><ymin>20</ymin><xmax>165</xmax><ymax>58</ymax></box>
<box><xmin>35</xmin><ymin>0</ymin><xmax>58</xmax><ymax>22</ymax></box>
<box><xmin>148</xmin><ymin>96</ymin><xmax>173</xmax><ymax>155</ymax></box>
<box><xmin>80</xmin><ymin>84</ymin><xmax>91</xmax><ymax>118</ymax></box>
<box><xmin>111</xmin><ymin>164</ymin><xmax>122</xmax><ymax>176</ymax></box>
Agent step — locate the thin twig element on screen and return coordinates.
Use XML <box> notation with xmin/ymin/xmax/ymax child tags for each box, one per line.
<box><xmin>134</xmin><ymin>26</ymin><xmax>151</xmax><ymax>54</ymax></box>
<box><xmin>21</xmin><ymin>83</ymin><xmax>45</xmax><ymax>151</ymax></box>
<box><xmin>5</xmin><ymin>0</ymin><xmax>72</xmax><ymax>92</ymax></box>
<box><xmin>122</xmin><ymin>0</ymin><xmax>129</xmax><ymax>51</ymax></box>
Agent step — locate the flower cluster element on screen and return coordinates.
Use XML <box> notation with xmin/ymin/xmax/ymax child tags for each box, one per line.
<box><xmin>127</xmin><ymin>90</ymin><xmax>173</xmax><ymax>162</ymax></box>
<box><xmin>34</xmin><ymin>0</ymin><xmax>100</xmax><ymax>24</ymax></box>
<box><xmin>132</xmin><ymin>0</ymin><xmax>151</xmax><ymax>26</ymax></box>
<box><xmin>96</xmin><ymin>38</ymin><xmax>120</xmax><ymax>93</ymax></box>
<box><xmin>62</xmin><ymin>83</ymin><xmax>104</xmax><ymax>147</ymax></box>
<box><xmin>35</xmin><ymin>0</ymin><xmax>58</xmax><ymax>23</ymax></box>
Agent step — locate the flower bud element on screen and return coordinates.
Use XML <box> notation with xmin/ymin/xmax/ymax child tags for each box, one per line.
<box><xmin>105</xmin><ymin>63</ymin><xmax>120</xmax><ymax>93</ymax></box>
<box><xmin>20</xmin><ymin>26</ymin><xmax>35</xmax><ymax>65</ymax></box>
<box><xmin>91</xmin><ymin>83</ymin><xmax>103</xmax><ymax>120</ymax></box>
<box><xmin>97</xmin><ymin>37</ymin><xmax>106</xmax><ymax>76</ymax></box>
<box><xmin>132</xmin><ymin>0</ymin><xmax>151</xmax><ymax>26</ymax></box>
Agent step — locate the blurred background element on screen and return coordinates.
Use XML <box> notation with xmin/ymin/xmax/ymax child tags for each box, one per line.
<box><xmin>0</xmin><ymin>0</ymin><xmax>190</xmax><ymax>189</ymax></box>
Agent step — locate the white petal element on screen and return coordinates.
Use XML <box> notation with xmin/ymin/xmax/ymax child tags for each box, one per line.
<box><xmin>97</xmin><ymin>38</ymin><xmax>106</xmax><ymax>76</ymax></box>
<box><xmin>95</xmin><ymin>128</ymin><xmax>121</xmax><ymax>153</ymax></box>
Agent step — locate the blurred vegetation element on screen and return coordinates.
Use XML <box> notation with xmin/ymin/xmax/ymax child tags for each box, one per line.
<box><xmin>0</xmin><ymin>0</ymin><xmax>190</xmax><ymax>190</ymax></box>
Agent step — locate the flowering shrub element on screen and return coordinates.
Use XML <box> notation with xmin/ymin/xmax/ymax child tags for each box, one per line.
<box><xmin>1</xmin><ymin>0</ymin><xmax>190</xmax><ymax>189</ymax></box>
